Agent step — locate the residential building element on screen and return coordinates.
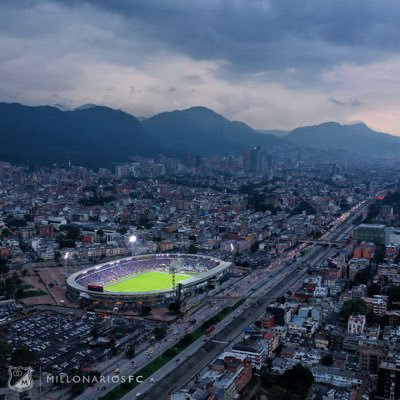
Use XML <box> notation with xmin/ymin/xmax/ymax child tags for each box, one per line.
<box><xmin>376</xmin><ymin>361</ymin><xmax>400</xmax><ymax>400</ymax></box>
<box><xmin>347</xmin><ymin>314</ymin><xmax>366</xmax><ymax>334</ymax></box>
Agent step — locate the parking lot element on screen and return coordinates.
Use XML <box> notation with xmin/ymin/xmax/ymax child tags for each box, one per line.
<box><xmin>0</xmin><ymin>300</ymin><xmax>27</xmax><ymax>324</ymax></box>
<box><xmin>1</xmin><ymin>310</ymin><xmax>146</xmax><ymax>375</ymax></box>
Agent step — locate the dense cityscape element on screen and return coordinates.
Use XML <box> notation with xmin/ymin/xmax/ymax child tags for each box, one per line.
<box><xmin>4</xmin><ymin>1</ymin><xmax>400</xmax><ymax>400</ymax></box>
<box><xmin>1</xmin><ymin>152</ymin><xmax>400</xmax><ymax>400</ymax></box>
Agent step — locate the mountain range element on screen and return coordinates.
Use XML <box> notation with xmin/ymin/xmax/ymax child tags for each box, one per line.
<box><xmin>142</xmin><ymin>106</ymin><xmax>282</xmax><ymax>156</ymax></box>
<box><xmin>287</xmin><ymin>121</ymin><xmax>400</xmax><ymax>158</ymax></box>
<box><xmin>1</xmin><ymin>102</ymin><xmax>400</xmax><ymax>168</ymax></box>
<box><xmin>257</xmin><ymin>129</ymin><xmax>288</xmax><ymax>138</ymax></box>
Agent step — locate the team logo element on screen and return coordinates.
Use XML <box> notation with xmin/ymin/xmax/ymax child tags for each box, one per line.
<box><xmin>8</xmin><ymin>366</ymin><xmax>34</xmax><ymax>392</ymax></box>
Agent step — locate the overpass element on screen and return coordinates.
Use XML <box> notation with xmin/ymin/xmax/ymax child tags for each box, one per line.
<box><xmin>297</xmin><ymin>239</ymin><xmax>342</xmax><ymax>246</ymax></box>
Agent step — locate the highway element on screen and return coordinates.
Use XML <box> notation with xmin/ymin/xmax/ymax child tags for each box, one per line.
<box><xmin>72</xmin><ymin>198</ymin><xmax>371</xmax><ymax>400</ymax></box>
<box><xmin>130</xmin><ymin>199</ymin><xmax>372</xmax><ymax>399</ymax></box>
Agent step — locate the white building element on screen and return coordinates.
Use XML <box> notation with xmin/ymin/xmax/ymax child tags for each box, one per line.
<box><xmin>231</xmin><ymin>341</ymin><xmax>267</xmax><ymax>370</ymax></box>
<box><xmin>312</xmin><ymin>366</ymin><xmax>363</xmax><ymax>388</ymax></box>
<box><xmin>347</xmin><ymin>314</ymin><xmax>366</xmax><ymax>334</ymax></box>
<box><xmin>314</xmin><ymin>286</ymin><xmax>328</xmax><ymax>298</ymax></box>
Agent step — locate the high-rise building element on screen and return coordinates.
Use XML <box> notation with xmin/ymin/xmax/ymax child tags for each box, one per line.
<box><xmin>249</xmin><ymin>146</ymin><xmax>262</xmax><ymax>172</ymax></box>
<box><xmin>359</xmin><ymin>341</ymin><xmax>388</xmax><ymax>374</ymax></box>
<box><xmin>353</xmin><ymin>224</ymin><xmax>391</xmax><ymax>246</ymax></box>
<box><xmin>376</xmin><ymin>361</ymin><xmax>400</xmax><ymax>400</ymax></box>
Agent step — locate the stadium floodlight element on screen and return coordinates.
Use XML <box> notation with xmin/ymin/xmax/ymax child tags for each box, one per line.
<box><xmin>129</xmin><ymin>235</ymin><xmax>137</xmax><ymax>256</ymax></box>
<box><xmin>64</xmin><ymin>252</ymin><xmax>69</xmax><ymax>276</ymax></box>
<box><xmin>129</xmin><ymin>235</ymin><xmax>137</xmax><ymax>243</ymax></box>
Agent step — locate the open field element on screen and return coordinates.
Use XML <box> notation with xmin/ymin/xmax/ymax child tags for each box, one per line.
<box><xmin>104</xmin><ymin>270</ymin><xmax>193</xmax><ymax>293</ymax></box>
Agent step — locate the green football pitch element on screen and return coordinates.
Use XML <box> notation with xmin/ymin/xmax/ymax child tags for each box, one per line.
<box><xmin>104</xmin><ymin>271</ymin><xmax>192</xmax><ymax>293</ymax></box>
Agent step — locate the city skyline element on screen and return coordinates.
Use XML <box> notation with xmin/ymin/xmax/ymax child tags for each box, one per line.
<box><xmin>1</xmin><ymin>0</ymin><xmax>400</xmax><ymax>134</ymax></box>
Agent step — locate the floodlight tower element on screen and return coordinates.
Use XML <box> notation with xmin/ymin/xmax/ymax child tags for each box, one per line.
<box><xmin>64</xmin><ymin>252</ymin><xmax>69</xmax><ymax>276</ymax></box>
<box><xmin>129</xmin><ymin>235</ymin><xmax>137</xmax><ymax>256</ymax></box>
<box><xmin>169</xmin><ymin>267</ymin><xmax>177</xmax><ymax>291</ymax></box>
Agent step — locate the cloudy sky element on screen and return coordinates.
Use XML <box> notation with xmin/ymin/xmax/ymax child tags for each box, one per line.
<box><xmin>1</xmin><ymin>0</ymin><xmax>400</xmax><ymax>133</ymax></box>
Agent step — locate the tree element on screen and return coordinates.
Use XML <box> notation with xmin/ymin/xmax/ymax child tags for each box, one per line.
<box><xmin>79</xmin><ymin>195</ymin><xmax>115</xmax><ymax>207</ymax></box>
<box><xmin>1</xmin><ymin>228</ymin><xmax>11</xmax><ymax>238</ymax></box>
<box><xmin>339</xmin><ymin>198</ymin><xmax>350</xmax><ymax>211</ymax></box>
<box><xmin>180</xmin><ymin>333</ymin><xmax>193</xmax><ymax>346</ymax></box>
<box><xmin>320</xmin><ymin>353</ymin><xmax>333</xmax><ymax>366</ymax></box>
<box><xmin>126</xmin><ymin>345</ymin><xmax>135</xmax><ymax>359</ymax></box>
<box><xmin>57</xmin><ymin>224</ymin><xmax>81</xmax><ymax>248</ymax></box>
<box><xmin>340</xmin><ymin>299</ymin><xmax>367</xmax><ymax>320</ymax></box>
<box><xmin>0</xmin><ymin>339</ymin><xmax>12</xmax><ymax>362</ymax></box>
<box><xmin>54</xmin><ymin>251</ymin><xmax>61</xmax><ymax>266</ymax></box>
<box><xmin>266</xmin><ymin>386</ymin><xmax>290</xmax><ymax>400</ymax></box>
<box><xmin>279</xmin><ymin>364</ymin><xmax>314</xmax><ymax>394</ymax></box>
<box><xmin>354</xmin><ymin>266</ymin><xmax>372</xmax><ymax>284</ymax></box>
<box><xmin>110</xmin><ymin>346</ymin><xmax>118</xmax><ymax>356</ymax></box>
<box><xmin>387</xmin><ymin>285</ymin><xmax>400</xmax><ymax>309</ymax></box>
<box><xmin>97</xmin><ymin>229</ymin><xmax>104</xmax><ymax>237</ymax></box>
<box><xmin>11</xmin><ymin>347</ymin><xmax>36</xmax><ymax>366</ymax></box>
<box><xmin>292</xmin><ymin>200</ymin><xmax>317</xmax><ymax>215</ymax></box>
<box><xmin>250</xmin><ymin>241</ymin><xmax>260</xmax><ymax>253</ymax></box>
<box><xmin>118</xmin><ymin>227</ymin><xmax>128</xmax><ymax>235</ymax></box>
<box><xmin>153</xmin><ymin>326</ymin><xmax>167</xmax><ymax>340</ymax></box>
<box><xmin>91</xmin><ymin>326</ymin><xmax>99</xmax><ymax>339</ymax></box>
<box><xmin>373</xmin><ymin>246</ymin><xmax>386</xmax><ymax>265</ymax></box>
<box><xmin>70</xmin><ymin>381</ymin><xmax>85</xmax><ymax>395</ymax></box>
<box><xmin>367</xmin><ymin>283</ymin><xmax>381</xmax><ymax>297</ymax></box>
<box><xmin>5</xmin><ymin>215</ymin><xmax>27</xmax><ymax>229</ymax></box>
<box><xmin>0</xmin><ymin>258</ymin><xmax>9</xmax><ymax>274</ymax></box>
<box><xmin>366</xmin><ymin>312</ymin><xmax>381</xmax><ymax>325</ymax></box>
<box><xmin>139</xmin><ymin>305</ymin><xmax>151</xmax><ymax>316</ymax></box>
<box><xmin>188</xmin><ymin>244</ymin><xmax>198</xmax><ymax>254</ymax></box>
<box><xmin>15</xmin><ymin>288</ymin><xmax>25</xmax><ymax>299</ymax></box>
<box><xmin>276</xmin><ymin>295</ymin><xmax>286</xmax><ymax>305</ymax></box>
<box><xmin>168</xmin><ymin>302</ymin><xmax>181</xmax><ymax>313</ymax></box>
<box><xmin>164</xmin><ymin>348</ymin><xmax>177</xmax><ymax>358</ymax></box>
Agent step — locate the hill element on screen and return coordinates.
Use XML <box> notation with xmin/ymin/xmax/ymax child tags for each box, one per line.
<box><xmin>142</xmin><ymin>106</ymin><xmax>283</xmax><ymax>155</ymax></box>
<box><xmin>257</xmin><ymin>129</ymin><xmax>288</xmax><ymax>138</ymax></box>
<box><xmin>0</xmin><ymin>103</ymin><xmax>159</xmax><ymax>168</ymax></box>
<box><xmin>287</xmin><ymin>122</ymin><xmax>400</xmax><ymax>158</ymax></box>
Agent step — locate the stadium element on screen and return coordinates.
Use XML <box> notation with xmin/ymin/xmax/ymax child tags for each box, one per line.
<box><xmin>66</xmin><ymin>253</ymin><xmax>231</xmax><ymax>306</ymax></box>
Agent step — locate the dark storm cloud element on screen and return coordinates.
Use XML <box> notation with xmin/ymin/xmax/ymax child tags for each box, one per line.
<box><xmin>2</xmin><ymin>0</ymin><xmax>400</xmax><ymax>133</ymax></box>
<box><xmin>182</xmin><ymin>75</ymin><xmax>203</xmax><ymax>84</ymax></box>
<box><xmin>51</xmin><ymin>0</ymin><xmax>400</xmax><ymax>74</ymax></box>
<box><xmin>329</xmin><ymin>97</ymin><xmax>361</xmax><ymax>107</ymax></box>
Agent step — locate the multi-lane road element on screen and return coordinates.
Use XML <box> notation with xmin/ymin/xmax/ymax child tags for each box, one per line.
<box><xmin>128</xmin><ymin>199</ymin><xmax>372</xmax><ymax>399</ymax></box>
<box><xmin>71</xmin><ymin>198</ymin><xmax>371</xmax><ymax>400</ymax></box>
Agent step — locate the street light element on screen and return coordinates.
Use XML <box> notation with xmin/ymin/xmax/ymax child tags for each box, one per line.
<box><xmin>64</xmin><ymin>252</ymin><xmax>69</xmax><ymax>276</ymax></box>
<box><xmin>230</xmin><ymin>243</ymin><xmax>236</xmax><ymax>263</ymax></box>
<box><xmin>129</xmin><ymin>235</ymin><xmax>137</xmax><ymax>256</ymax></box>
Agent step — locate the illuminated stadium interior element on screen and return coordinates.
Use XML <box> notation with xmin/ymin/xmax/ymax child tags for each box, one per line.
<box><xmin>66</xmin><ymin>253</ymin><xmax>231</xmax><ymax>305</ymax></box>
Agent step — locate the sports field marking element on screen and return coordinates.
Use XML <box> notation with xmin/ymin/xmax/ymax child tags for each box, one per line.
<box><xmin>104</xmin><ymin>271</ymin><xmax>192</xmax><ymax>293</ymax></box>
